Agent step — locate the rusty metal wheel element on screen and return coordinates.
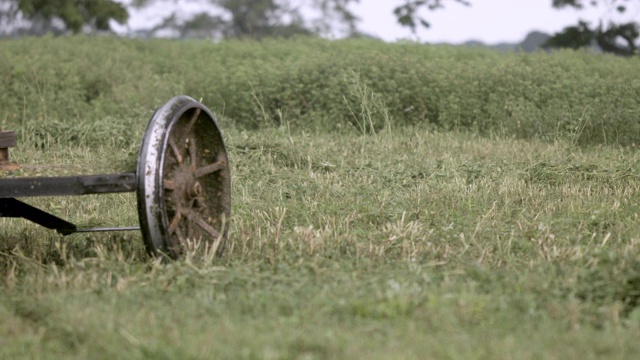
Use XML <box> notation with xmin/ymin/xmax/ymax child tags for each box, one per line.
<box><xmin>137</xmin><ymin>96</ymin><xmax>231</xmax><ymax>259</ymax></box>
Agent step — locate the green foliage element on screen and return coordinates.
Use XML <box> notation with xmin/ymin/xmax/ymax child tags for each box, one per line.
<box><xmin>400</xmin><ymin>0</ymin><xmax>639</xmax><ymax>56</ymax></box>
<box><xmin>133</xmin><ymin>0</ymin><xmax>355</xmax><ymax>39</ymax></box>
<box><xmin>392</xmin><ymin>0</ymin><xmax>470</xmax><ymax>32</ymax></box>
<box><xmin>549</xmin><ymin>0</ymin><xmax>639</xmax><ymax>55</ymax></box>
<box><xmin>544</xmin><ymin>20</ymin><xmax>595</xmax><ymax>49</ymax></box>
<box><xmin>1</xmin><ymin>36</ymin><xmax>639</xmax><ymax>147</ymax></box>
<box><xmin>545</xmin><ymin>20</ymin><xmax>639</xmax><ymax>56</ymax></box>
<box><xmin>16</xmin><ymin>0</ymin><xmax>128</xmax><ymax>33</ymax></box>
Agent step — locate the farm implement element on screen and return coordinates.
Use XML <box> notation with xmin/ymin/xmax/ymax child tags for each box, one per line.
<box><xmin>0</xmin><ymin>96</ymin><xmax>231</xmax><ymax>259</ymax></box>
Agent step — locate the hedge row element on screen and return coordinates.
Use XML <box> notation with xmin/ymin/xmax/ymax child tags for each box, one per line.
<box><xmin>1</xmin><ymin>35</ymin><xmax>639</xmax><ymax>146</ymax></box>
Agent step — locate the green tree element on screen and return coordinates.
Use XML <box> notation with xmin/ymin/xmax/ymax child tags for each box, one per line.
<box><xmin>546</xmin><ymin>0</ymin><xmax>638</xmax><ymax>56</ymax></box>
<box><xmin>0</xmin><ymin>0</ymin><xmax>127</xmax><ymax>35</ymax></box>
<box><xmin>132</xmin><ymin>0</ymin><xmax>470</xmax><ymax>40</ymax></box>
<box><xmin>392</xmin><ymin>0</ymin><xmax>469</xmax><ymax>33</ymax></box>
<box><xmin>394</xmin><ymin>0</ymin><xmax>639</xmax><ymax>56</ymax></box>
<box><xmin>217</xmin><ymin>0</ymin><xmax>308</xmax><ymax>38</ymax></box>
<box><xmin>133</xmin><ymin>0</ymin><xmax>356</xmax><ymax>39</ymax></box>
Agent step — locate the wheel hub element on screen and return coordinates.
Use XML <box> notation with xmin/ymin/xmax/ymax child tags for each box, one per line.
<box><xmin>170</xmin><ymin>164</ymin><xmax>204</xmax><ymax>208</ymax></box>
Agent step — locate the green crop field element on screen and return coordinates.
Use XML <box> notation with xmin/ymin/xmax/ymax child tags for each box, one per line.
<box><xmin>1</xmin><ymin>36</ymin><xmax>640</xmax><ymax>359</ymax></box>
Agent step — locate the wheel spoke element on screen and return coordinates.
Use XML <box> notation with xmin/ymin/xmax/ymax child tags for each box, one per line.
<box><xmin>174</xmin><ymin>226</ymin><xmax>186</xmax><ymax>249</ymax></box>
<box><xmin>164</xmin><ymin>179</ymin><xmax>176</xmax><ymax>190</ymax></box>
<box><xmin>188</xmin><ymin>137</ymin><xmax>198</xmax><ymax>171</ymax></box>
<box><xmin>187</xmin><ymin>213</ymin><xmax>194</xmax><ymax>239</ymax></box>
<box><xmin>168</xmin><ymin>210</ymin><xmax>182</xmax><ymax>235</ymax></box>
<box><xmin>181</xmin><ymin>108</ymin><xmax>201</xmax><ymax>144</ymax></box>
<box><xmin>189</xmin><ymin>211</ymin><xmax>221</xmax><ymax>239</ymax></box>
<box><xmin>168</xmin><ymin>136</ymin><xmax>183</xmax><ymax>164</ymax></box>
<box><xmin>195</xmin><ymin>160</ymin><xmax>226</xmax><ymax>178</ymax></box>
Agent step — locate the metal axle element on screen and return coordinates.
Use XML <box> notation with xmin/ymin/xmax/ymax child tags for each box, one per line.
<box><xmin>73</xmin><ymin>226</ymin><xmax>141</xmax><ymax>233</ymax></box>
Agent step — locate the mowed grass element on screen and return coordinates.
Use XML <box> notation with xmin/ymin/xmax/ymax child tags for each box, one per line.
<box><xmin>2</xmin><ymin>119</ymin><xmax>640</xmax><ymax>358</ymax></box>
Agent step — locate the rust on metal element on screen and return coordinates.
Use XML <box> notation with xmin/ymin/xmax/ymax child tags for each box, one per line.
<box><xmin>0</xmin><ymin>129</ymin><xmax>19</xmax><ymax>171</ymax></box>
<box><xmin>161</xmin><ymin>108</ymin><xmax>229</xmax><ymax>257</ymax></box>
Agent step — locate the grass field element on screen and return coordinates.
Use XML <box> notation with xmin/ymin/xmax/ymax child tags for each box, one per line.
<box><xmin>2</xmin><ymin>37</ymin><xmax>640</xmax><ymax>359</ymax></box>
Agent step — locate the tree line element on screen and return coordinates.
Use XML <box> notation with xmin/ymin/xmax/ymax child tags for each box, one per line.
<box><xmin>0</xmin><ymin>0</ymin><xmax>637</xmax><ymax>56</ymax></box>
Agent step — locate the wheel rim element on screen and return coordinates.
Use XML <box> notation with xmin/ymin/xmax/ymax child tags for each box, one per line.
<box><xmin>137</xmin><ymin>96</ymin><xmax>231</xmax><ymax>259</ymax></box>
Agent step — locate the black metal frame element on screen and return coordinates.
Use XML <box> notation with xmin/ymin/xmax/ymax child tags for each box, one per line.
<box><xmin>0</xmin><ymin>173</ymin><xmax>137</xmax><ymax>235</ymax></box>
<box><xmin>0</xmin><ymin>173</ymin><xmax>136</xmax><ymax>197</ymax></box>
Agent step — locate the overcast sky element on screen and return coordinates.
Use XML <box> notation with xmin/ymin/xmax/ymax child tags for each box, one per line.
<box><xmin>115</xmin><ymin>0</ymin><xmax>640</xmax><ymax>44</ymax></box>
<box><xmin>355</xmin><ymin>0</ymin><xmax>640</xmax><ymax>44</ymax></box>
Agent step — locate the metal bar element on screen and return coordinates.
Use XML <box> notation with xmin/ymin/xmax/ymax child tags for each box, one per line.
<box><xmin>0</xmin><ymin>172</ymin><xmax>136</xmax><ymax>198</ymax></box>
<box><xmin>0</xmin><ymin>198</ymin><xmax>77</xmax><ymax>235</ymax></box>
<box><xmin>73</xmin><ymin>226</ymin><xmax>140</xmax><ymax>233</ymax></box>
